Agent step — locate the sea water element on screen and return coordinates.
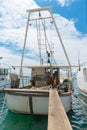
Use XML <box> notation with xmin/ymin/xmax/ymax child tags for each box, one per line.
<box><xmin>0</xmin><ymin>79</ymin><xmax>87</xmax><ymax>130</ymax></box>
<box><xmin>68</xmin><ymin>79</ymin><xmax>87</xmax><ymax>130</ymax></box>
<box><xmin>0</xmin><ymin>112</ymin><xmax>48</xmax><ymax>130</ymax></box>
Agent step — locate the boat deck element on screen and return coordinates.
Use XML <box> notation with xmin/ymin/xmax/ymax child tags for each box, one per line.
<box><xmin>48</xmin><ymin>89</ymin><xmax>72</xmax><ymax>130</ymax></box>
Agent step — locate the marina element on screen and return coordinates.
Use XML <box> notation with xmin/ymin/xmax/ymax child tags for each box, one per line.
<box><xmin>0</xmin><ymin>6</ymin><xmax>73</xmax><ymax>129</ymax></box>
<box><xmin>0</xmin><ymin>4</ymin><xmax>87</xmax><ymax>130</ymax></box>
<box><xmin>0</xmin><ymin>0</ymin><xmax>87</xmax><ymax>129</ymax></box>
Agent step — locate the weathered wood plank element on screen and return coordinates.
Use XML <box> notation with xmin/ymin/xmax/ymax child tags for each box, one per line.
<box><xmin>4</xmin><ymin>88</ymin><xmax>49</xmax><ymax>93</ymax></box>
<box><xmin>48</xmin><ymin>89</ymin><xmax>72</xmax><ymax>130</ymax></box>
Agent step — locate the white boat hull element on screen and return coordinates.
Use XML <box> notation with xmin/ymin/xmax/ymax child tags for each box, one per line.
<box><xmin>6</xmin><ymin>89</ymin><xmax>72</xmax><ymax>114</ymax></box>
<box><xmin>60</xmin><ymin>95</ymin><xmax>72</xmax><ymax>112</ymax></box>
<box><xmin>77</xmin><ymin>67</ymin><xmax>87</xmax><ymax>96</ymax></box>
<box><xmin>6</xmin><ymin>93</ymin><xmax>49</xmax><ymax>115</ymax></box>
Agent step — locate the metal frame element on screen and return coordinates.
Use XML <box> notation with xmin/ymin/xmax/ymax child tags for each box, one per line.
<box><xmin>19</xmin><ymin>6</ymin><xmax>73</xmax><ymax>85</ymax></box>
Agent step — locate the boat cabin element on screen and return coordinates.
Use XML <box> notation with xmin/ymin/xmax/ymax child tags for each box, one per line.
<box><xmin>31</xmin><ymin>67</ymin><xmax>59</xmax><ymax>87</ymax></box>
<box><xmin>26</xmin><ymin>66</ymin><xmax>72</xmax><ymax>93</ymax></box>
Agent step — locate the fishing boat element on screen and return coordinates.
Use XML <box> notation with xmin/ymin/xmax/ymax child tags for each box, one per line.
<box><xmin>77</xmin><ymin>62</ymin><xmax>87</xmax><ymax>97</ymax></box>
<box><xmin>4</xmin><ymin>6</ymin><xmax>73</xmax><ymax>114</ymax></box>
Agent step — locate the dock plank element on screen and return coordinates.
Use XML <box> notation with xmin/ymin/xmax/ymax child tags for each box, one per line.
<box><xmin>48</xmin><ymin>89</ymin><xmax>72</xmax><ymax>130</ymax></box>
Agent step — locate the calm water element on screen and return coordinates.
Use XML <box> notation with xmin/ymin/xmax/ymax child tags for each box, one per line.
<box><xmin>0</xmin><ymin>79</ymin><xmax>87</xmax><ymax>130</ymax></box>
<box><xmin>0</xmin><ymin>112</ymin><xmax>48</xmax><ymax>130</ymax></box>
<box><xmin>68</xmin><ymin>79</ymin><xmax>87</xmax><ymax>130</ymax></box>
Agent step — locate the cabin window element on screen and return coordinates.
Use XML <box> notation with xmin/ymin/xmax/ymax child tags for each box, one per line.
<box><xmin>83</xmin><ymin>68</ymin><xmax>87</xmax><ymax>82</ymax></box>
<box><xmin>0</xmin><ymin>69</ymin><xmax>8</xmax><ymax>75</ymax></box>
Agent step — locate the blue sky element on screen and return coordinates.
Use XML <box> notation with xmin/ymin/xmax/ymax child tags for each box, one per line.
<box><xmin>35</xmin><ymin>0</ymin><xmax>87</xmax><ymax>34</ymax></box>
<box><xmin>0</xmin><ymin>0</ymin><xmax>87</xmax><ymax>66</ymax></box>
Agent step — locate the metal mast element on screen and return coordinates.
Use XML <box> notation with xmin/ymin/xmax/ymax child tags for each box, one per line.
<box><xmin>19</xmin><ymin>6</ymin><xmax>72</xmax><ymax>84</ymax></box>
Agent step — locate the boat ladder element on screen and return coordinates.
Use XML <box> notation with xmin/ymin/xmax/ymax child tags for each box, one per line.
<box><xmin>36</xmin><ymin>14</ymin><xmax>54</xmax><ymax>65</ymax></box>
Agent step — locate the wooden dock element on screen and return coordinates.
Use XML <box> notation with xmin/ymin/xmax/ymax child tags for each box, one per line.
<box><xmin>48</xmin><ymin>89</ymin><xmax>72</xmax><ymax>130</ymax></box>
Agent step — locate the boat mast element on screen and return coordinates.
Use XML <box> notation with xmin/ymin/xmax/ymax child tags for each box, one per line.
<box><xmin>19</xmin><ymin>12</ymin><xmax>30</xmax><ymax>87</ymax></box>
<box><xmin>48</xmin><ymin>7</ymin><xmax>72</xmax><ymax>78</ymax></box>
<box><xmin>27</xmin><ymin>7</ymin><xmax>57</xmax><ymax>66</ymax></box>
<box><xmin>19</xmin><ymin>6</ymin><xmax>72</xmax><ymax>85</ymax></box>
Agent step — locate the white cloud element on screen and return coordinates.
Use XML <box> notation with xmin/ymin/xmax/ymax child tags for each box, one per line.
<box><xmin>53</xmin><ymin>14</ymin><xmax>87</xmax><ymax>64</ymax></box>
<box><xmin>0</xmin><ymin>0</ymin><xmax>87</xmax><ymax>68</ymax></box>
<box><xmin>57</xmin><ymin>0</ymin><xmax>76</xmax><ymax>6</ymax></box>
<box><xmin>0</xmin><ymin>0</ymin><xmax>38</xmax><ymax>29</ymax></box>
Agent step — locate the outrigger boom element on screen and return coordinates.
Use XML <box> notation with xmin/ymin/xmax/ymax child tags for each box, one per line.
<box><xmin>14</xmin><ymin>65</ymin><xmax>79</xmax><ymax>69</ymax></box>
<box><xmin>27</xmin><ymin>6</ymin><xmax>52</xmax><ymax>12</ymax></box>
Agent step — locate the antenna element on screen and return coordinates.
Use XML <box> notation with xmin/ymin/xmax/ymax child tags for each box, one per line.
<box><xmin>78</xmin><ymin>51</ymin><xmax>81</xmax><ymax>71</ymax></box>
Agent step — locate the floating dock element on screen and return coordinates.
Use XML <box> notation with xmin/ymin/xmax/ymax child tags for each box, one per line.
<box><xmin>48</xmin><ymin>89</ymin><xmax>72</xmax><ymax>130</ymax></box>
